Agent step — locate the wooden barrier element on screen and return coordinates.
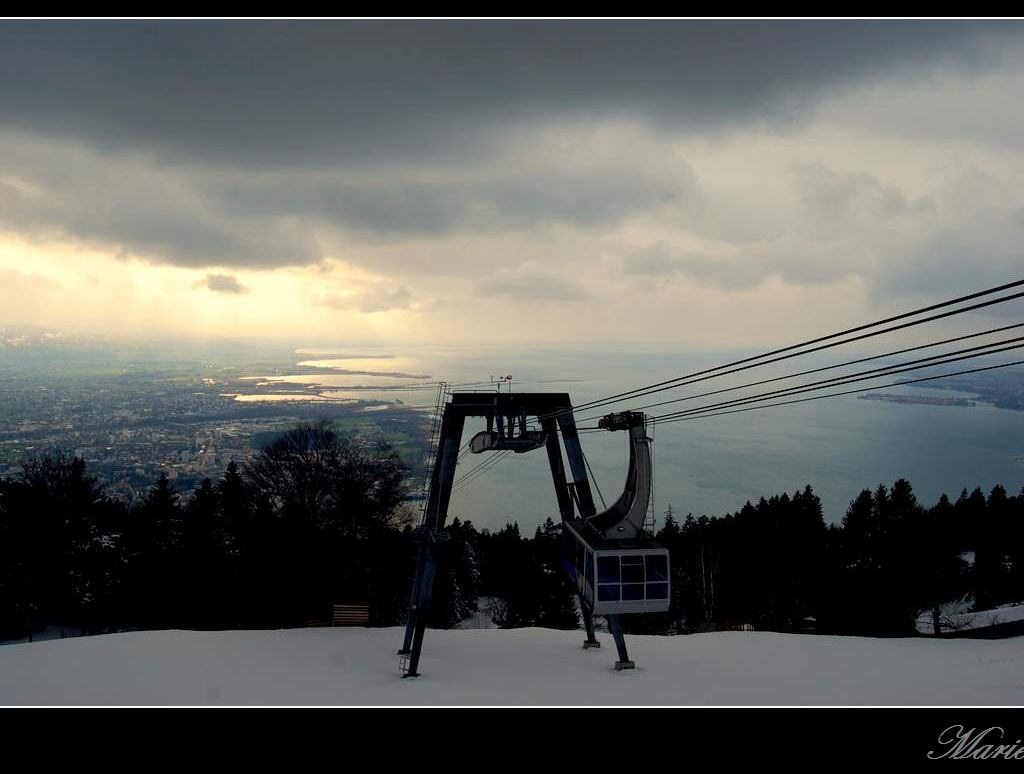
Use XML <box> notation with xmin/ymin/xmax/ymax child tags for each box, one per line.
<box><xmin>304</xmin><ymin>604</ymin><xmax>370</xmax><ymax>628</ymax></box>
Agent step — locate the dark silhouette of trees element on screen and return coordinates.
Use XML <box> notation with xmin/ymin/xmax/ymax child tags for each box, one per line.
<box><xmin>1</xmin><ymin>435</ymin><xmax>1022</xmax><ymax>641</ymax></box>
<box><xmin>240</xmin><ymin>421</ymin><xmax>412</xmax><ymax>627</ymax></box>
<box><xmin>533</xmin><ymin>518</ymin><xmax>580</xmax><ymax>630</ymax></box>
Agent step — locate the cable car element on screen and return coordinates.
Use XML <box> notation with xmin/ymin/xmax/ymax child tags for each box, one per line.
<box><xmin>561</xmin><ymin>521</ymin><xmax>670</xmax><ymax>614</ymax></box>
<box><xmin>559</xmin><ymin>409</ymin><xmax>670</xmax><ymax>614</ymax></box>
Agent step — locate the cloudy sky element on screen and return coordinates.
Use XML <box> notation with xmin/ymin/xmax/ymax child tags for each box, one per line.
<box><xmin>1</xmin><ymin>20</ymin><xmax>1022</xmax><ymax>347</ymax></box>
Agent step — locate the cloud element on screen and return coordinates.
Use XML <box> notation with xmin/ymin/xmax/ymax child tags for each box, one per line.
<box><xmin>315</xmin><ymin>285</ymin><xmax>413</xmax><ymax>313</ymax></box>
<box><xmin>872</xmin><ymin>167</ymin><xmax>1024</xmax><ymax>303</ymax></box>
<box><xmin>0</xmin><ymin>21</ymin><xmax>1023</xmax><ymax>343</ymax></box>
<box><xmin>0</xmin><ymin>135</ymin><xmax>318</xmax><ymax>269</ymax></box>
<box><xmin>478</xmin><ymin>263</ymin><xmax>588</xmax><ymax>301</ymax></box>
<box><xmin>794</xmin><ymin>162</ymin><xmax>936</xmax><ymax>241</ymax></box>
<box><xmin>0</xmin><ymin>21</ymin><xmax>1014</xmax><ymax>165</ymax></box>
<box><xmin>0</xmin><ymin>123</ymin><xmax>703</xmax><ymax>272</ymax></box>
<box><xmin>197</xmin><ymin>273</ymin><xmax>248</xmax><ymax>294</ymax></box>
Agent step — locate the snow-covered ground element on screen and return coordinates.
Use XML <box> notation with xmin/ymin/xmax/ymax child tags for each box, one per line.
<box><xmin>3</xmin><ymin>627</ymin><xmax>1024</xmax><ymax>705</ymax></box>
<box><xmin>915</xmin><ymin>600</ymin><xmax>1024</xmax><ymax>634</ymax></box>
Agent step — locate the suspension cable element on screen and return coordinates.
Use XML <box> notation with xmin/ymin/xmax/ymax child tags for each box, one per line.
<box><xmin>653</xmin><ymin>341</ymin><xmax>1024</xmax><ymax>422</ymax></box>
<box><xmin>655</xmin><ymin>358</ymin><xmax>1024</xmax><ymax>425</ymax></box>
<box><xmin>581</xmin><ymin>446</ymin><xmax>607</xmax><ymax>510</ymax></box>
<box><xmin>574</xmin><ymin>290</ymin><xmax>1024</xmax><ymax>416</ymax></box>
<box><xmin>578</xmin><ymin>328</ymin><xmax>1024</xmax><ymax>424</ymax></box>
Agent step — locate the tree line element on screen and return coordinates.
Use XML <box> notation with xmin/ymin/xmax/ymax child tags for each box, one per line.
<box><xmin>1</xmin><ymin>420</ymin><xmax>1021</xmax><ymax>640</ymax></box>
<box><xmin>646</xmin><ymin>480</ymin><xmax>1024</xmax><ymax>637</ymax></box>
<box><xmin>0</xmin><ymin>422</ymin><xmax>579</xmax><ymax>640</ymax></box>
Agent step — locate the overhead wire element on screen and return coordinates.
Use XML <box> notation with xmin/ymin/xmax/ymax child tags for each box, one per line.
<box><xmin>573</xmin><ymin>288</ymin><xmax>1024</xmax><ymax>416</ymax></box>
<box><xmin>573</xmin><ymin>322</ymin><xmax>1024</xmax><ymax>424</ymax></box>
<box><xmin>648</xmin><ymin>337</ymin><xmax>1024</xmax><ymax>422</ymax></box>
<box><xmin>520</xmin><ymin>280</ymin><xmax>1024</xmax><ymax>430</ymax></box>
<box><xmin>654</xmin><ymin>358</ymin><xmax>1024</xmax><ymax>426</ymax></box>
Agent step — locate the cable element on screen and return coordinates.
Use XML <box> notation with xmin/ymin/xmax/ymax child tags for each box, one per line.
<box><xmin>438</xmin><ymin>282</ymin><xmax>1024</xmax><ymax>440</ymax></box>
<box><xmin>653</xmin><ymin>340</ymin><xmax>1024</xmax><ymax>422</ymax></box>
<box><xmin>574</xmin><ymin>324</ymin><xmax>1024</xmax><ymax>423</ymax></box>
<box><xmin>655</xmin><ymin>358</ymin><xmax>1024</xmax><ymax>425</ymax></box>
<box><xmin>452</xmin><ymin>451</ymin><xmax>498</xmax><ymax>487</ymax></box>
<box><xmin>574</xmin><ymin>291</ymin><xmax>1024</xmax><ymax>419</ymax></box>
<box><xmin>581</xmin><ymin>447</ymin><xmax>607</xmax><ymax>510</ymax></box>
<box><xmin>575</xmin><ymin>335</ymin><xmax>1024</xmax><ymax>428</ymax></box>
<box><xmin>571</xmin><ymin>279</ymin><xmax>1024</xmax><ymax>415</ymax></box>
<box><xmin>452</xmin><ymin>449</ymin><xmax>513</xmax><ymax>492</ymax></box>
<box><xmin>453</xmin><ymin>452</ymin><xmax>509</xmax><ymax>493</ymax></box>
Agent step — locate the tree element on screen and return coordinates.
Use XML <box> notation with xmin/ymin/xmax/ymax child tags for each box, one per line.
<box><xmin>533</xmin><ymin>518</ymin><xmax>579</xmax><ymax>630</ymax></box>
<box><xmin>479</xmin><ymin>522</ymin><xmax>540</xmax><ymax>628</ymax></box>
<box><xmin>15</xmin><ymin>451</ymin><xmax>111</xmax><ymax>633</ymax></box>
<box><xmin>242</xmin><ymin>422</ymin><xmax>410</xmax><ymax>626</ymax></box>
<box><xmin>429</xmin><ymin>517</ymin><xmax>481</xmax><ymax>628</ymax></box>
<box><xmin>122</xmin><ymin>472</ymin><xmax>184</xmax><ymax>629</ymax></box>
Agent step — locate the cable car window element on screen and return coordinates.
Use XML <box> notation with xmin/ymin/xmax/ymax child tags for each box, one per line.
<box><xmin>597</xmin><ymin>556</ymin><xmax>619</xmax><ymax>584</ymax></box>
<box><xmin>622</xmin><ymin>583</ymin><xmax>644</xmax><ymax>601</ymax></box>
<box><xmin>598</xmin><ymin>584</ymin><xmax>620</xmax><ymax>602</ymax></box>
<box><xmin>646</xmin><ymin>582</ymin><xmax>669</xmax><ymax>600</ymax></box>
<box><xmin>645</xmin><ymin>555</ymin><xmax>668</xmax><ymax>583</ymax></box>
<box><xmin>621</xmin><ymin>556</ymin><xmax>644</xmax><ymax>584</ymax></box>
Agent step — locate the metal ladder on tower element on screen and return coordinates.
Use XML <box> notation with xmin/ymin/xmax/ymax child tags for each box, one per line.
<box><xmin>400</xmin><ymin>382</ymin><xmax>449</xmax><ymax>677</ymax></box>
<box><xmin>417</xmin><ymin>381</ymin><xmax>449</xmax><ymax>526</ymax></box>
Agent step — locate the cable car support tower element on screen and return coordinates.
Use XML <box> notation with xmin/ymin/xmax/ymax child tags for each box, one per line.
<box><xmin>398</xmin><ymin>392</ymin><xmax>670</xmax><ymax>677</ymax></box>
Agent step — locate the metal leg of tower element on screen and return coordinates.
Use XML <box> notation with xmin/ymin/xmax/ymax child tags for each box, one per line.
<box><xmin>398</xmin><ymin>546</ymin><xmax>428</xmax><ymax>655</ymax></box>
<box><xmin>581</xmin><ymin>604</ymin><xmax>600</xmax><ymax>648</ymax></box>
<box><xmin>403</xmin><ymin>614</ymin><xmax>427</xmax><ymax>679</ymax></box>
<box><xmin>402</xmin><ymin>549</ymin><xmax>438</xmax><ymax>678</ymax></box>
<box><xmin>607</xmin><ymin>614</ymin><xmax>635</xmax><ymax>670</ymax></box>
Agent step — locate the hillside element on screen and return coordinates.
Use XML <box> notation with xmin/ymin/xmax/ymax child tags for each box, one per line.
<box><xmin>2</xmin><ymin>626</ymin><xmax>1023</xmax><ymax>705</ymax></box>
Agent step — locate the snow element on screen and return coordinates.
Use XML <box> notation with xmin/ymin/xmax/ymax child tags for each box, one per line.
<box><xmin>916</xmin><ymin>600</ymin><xmax>1024</xmax><ymax>634</ymax></box>
<box><xmin>453</xmin><ymin>596</ymin><xmax>498</xmax><ymax>629</ymax></box>
<box><xmin>3</xmin><ymin>626</ymin><xmax>1024</xmax><ymax>705</ymax></box>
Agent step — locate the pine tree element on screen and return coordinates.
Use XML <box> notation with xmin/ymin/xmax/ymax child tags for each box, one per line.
<box><xmin>533</xmin><ymin>518</ymin><xmax>579</xmax><ymax>630</ymax></box>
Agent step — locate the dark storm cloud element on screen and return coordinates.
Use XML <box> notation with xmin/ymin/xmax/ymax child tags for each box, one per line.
<box><xmin>1</xmin><ymin>20</ymin><xmax>1021</xmax><ymax>281</ymax></box>
<box><xmin>0</xmin><ymin>127</ymin><xmax>700</xmax><ymax>269</ymax></box>
<box><xmin>0</xmin><ymin>20</ymin><xmax>1015</xmax><ymax>166</ymax></box>
<box><xmin>206</xmin><ymin>160</ymin><xmax>701</xmax><ymax>237</ymax></box>
<box><xmin>0</xmin><ymin>139</ymin><xmax>318</xmax><ymax>268</ymax></box>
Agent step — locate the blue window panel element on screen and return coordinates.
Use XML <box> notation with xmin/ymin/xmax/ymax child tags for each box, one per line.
<box><xmin>646</xmin><ymin>582</ymin><xmax>669</xmax><ymax>600</ymax></box>
<box><xmin>621</xmin><ymin>558</ymin><xmax>644</xmax><ymax>584</ymax></box>
<box><xmin>622</xmin><ymin>583</ymin><xmax>644</xmax><ymax>601</ymax></box>
<box><xmin>598</xmin><ymin>583</ymin><xmax>620</xmax><ymax>602</ymax></box>
<box><xmin>645</xmin><ymin>555</ymin><xmax>668</xmax><ymax>583</ymax></box>
<box><xmin>597</xmin><ymin>556</ymin><xmax>620</xmax><ymax>584</ymax></box>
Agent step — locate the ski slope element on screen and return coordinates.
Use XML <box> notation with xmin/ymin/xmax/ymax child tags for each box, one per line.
<box><xmin>2</xmin><ymin>626</ymin><xmax>1023</xmax><ymax>705</ymax></box>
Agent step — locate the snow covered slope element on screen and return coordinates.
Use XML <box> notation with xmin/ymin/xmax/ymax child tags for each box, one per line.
<box><xmin>2</xmin><ymin>626</ymin><xmax>1023</xmax><ymax>705</ymax></box>
<box><xmin>916</xmin><ymin>601</ymin><xmax>1024</xmax><ymax>634</ymax></box>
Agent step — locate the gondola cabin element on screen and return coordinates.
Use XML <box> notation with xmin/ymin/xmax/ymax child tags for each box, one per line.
<box><xmin>561</xmin><ymin>520</ymin><xmax>670</xmax><ymax>615</ymax></box>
